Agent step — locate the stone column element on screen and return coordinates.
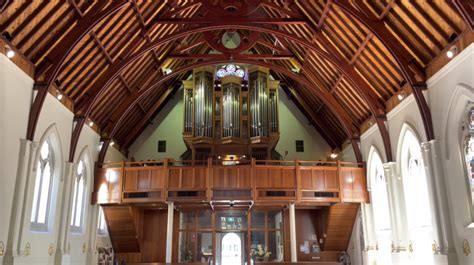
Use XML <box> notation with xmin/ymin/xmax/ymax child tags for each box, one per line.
<box><xmin>421</xmin><ymin>140</ymin><xmax>458</xmax><ymax>263</ymax></box>
<box><xmin>166</xmin><ymin>201</ymin><xmax>174</xmax><ymax>263</ymax></box>
<box><xmin>383</xmin><ymin>162</ymin><xmax>408</xmax><ymax>252</ymax></box>
<box><xmin>4</xmin><ymin>140</ymin><xmax>35</xmax><ymax>264</ymax></box>
<box><xmin>289</xmin><ymin>203</ymin><xmax>297</xmax><ymax>262</ymax></box>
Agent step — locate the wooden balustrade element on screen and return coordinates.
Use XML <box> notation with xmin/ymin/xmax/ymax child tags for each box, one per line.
<box><xmin>92</xmin><ymin>159</ymin><xmax>368</xmax><ymax>205</ymax></box>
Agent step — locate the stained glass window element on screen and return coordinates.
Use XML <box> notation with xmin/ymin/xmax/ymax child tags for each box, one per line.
<box><xmin>216</xmin><ymin>64</ymin><xmax>245</xmax><ymax>78</ymax></box>
<box><xmin>464</xmin><ymin>108</ymin><xmax>474</xmax><ymax>206</ymax></box>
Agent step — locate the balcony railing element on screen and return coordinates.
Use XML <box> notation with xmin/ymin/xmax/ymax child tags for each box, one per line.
<box><xmin>92</xmin><ymin>159</ymin><xmax>368</xmax><ymax>205</ymax></box>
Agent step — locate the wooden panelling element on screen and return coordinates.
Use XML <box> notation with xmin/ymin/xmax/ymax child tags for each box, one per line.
<box><xmin>212</xmin><ymin>166</ymin><xmax>252</xmax><ymax>188</ymax></box>
<box><xmin>93</xmin><ymin>167</ymin><xmax>122</xmax><ymax>204</ymax></box>
<box><xmin>95</xmin><ymin>160</ymin><xmax>368</xmax><ymax>205</ymax></box>
<box><xmin>102</xmin><ymin>206</ymin><xmax>140</xmax><ymax>253</ymax></box>
<box><xmin>339</xmin><ymin>167</ymin><xmax>368</xmax><ymax>203</ymax></box>
<box><xmin>322</xmin><ymin>203</ymin><xmax>359</xmax><ymax>251</ymax></box>
<box><xmin>124</xmin><ymin>167</ymin><xmax>165</xmax><ymax>191</ymax></box>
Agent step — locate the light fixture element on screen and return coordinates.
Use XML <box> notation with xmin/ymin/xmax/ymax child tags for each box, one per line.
<box><xmin>446</xmin><ymin>46</ymin><xmax>457</xmax><ymax>59</ymax></box>
<box><xmin>89</xmin><ymin>121</ymin><xmax>94</xmax><ymax>127</ymax></box>
<box><xmin>57</xmin><ymin>93</ymin><xmax>63</xmax><ymax>100</ymax></box>
<box><xmin>397</xmin><ymin>93</ymin><xmax>404</xmax><ymax>101</ymax></box>
<box><xmin>109</xmin><ymin>141</ymin><xmax>114</xmax><ymax>146</ymax></box>
<box><xmin>6</xmin><ymin>47</ymin><xmax>14</xmax><ymax>58</ymax></box>
<box><xmin>162</xmin><ymin>68</ymin><xmax>172</xmax><ymax>75</ymax></box>
<box><xmin>330</xmin><ymin>153</ymin><xmax>338</xmax><ymax>159</ymax></box>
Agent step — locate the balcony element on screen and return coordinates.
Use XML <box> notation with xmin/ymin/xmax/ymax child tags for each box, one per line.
<box><xmin>92</xmin><ymin>159</ymin><xmax>368</xmax><ymax>205</ymax></box>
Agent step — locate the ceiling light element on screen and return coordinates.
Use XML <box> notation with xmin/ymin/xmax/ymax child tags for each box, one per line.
<box><xmin>89</xmin><ymin>121</ymin><xmax>94</xmax><ymax>127</ymax></box>
<box><xmin>57</xmin><ymin>93</ymin><xmax>63</xmax><ymax>100</ymax></box>
<box><xmin>6</xmin><ymin>48</ymin><xmax>14</xmax><ymax>58</ymax></box>
<box><xmin>109</xmin><ymin>141</ymin><xmax>114</xmax><ymax>146</ymax></box>
<box><xmin>446</xmin><ymin>46</ymin><xmax>457</xmax><ymax>59</ymax></box>
<box><xmin>397</xmin><ymin>93</ymin><xmax>404</xmax><ymax>101</ymax></box>
<box><xmin>330</xmin><ymin>153</ymin><xmax>338</xmax><ymax>159</ymax></box>
<box><xmin>162</xmin><ymin>68</ymin><xmax>172</xmax><ymax>75</ymax></box>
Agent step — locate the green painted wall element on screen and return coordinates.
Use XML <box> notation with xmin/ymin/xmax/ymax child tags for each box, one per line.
<box><xmin>275</xmin><ymin>87</ymin><xmax>331</xmax><ymax>160</ymax></box>
<box><xmin>129</xmin><ymin>89</ymin><xmax>187</xmax><ymax>161</ymax></box>
<box><xmin>129</xmin><ymin>87</ymin><xmax>331</xmax><ymax>161</ymax></box>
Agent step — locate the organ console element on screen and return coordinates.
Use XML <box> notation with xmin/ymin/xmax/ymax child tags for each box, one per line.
<box><xmin>182</xmin><ymin>65</ymin><xmax>280</xmax><ymax>160</ymax></box>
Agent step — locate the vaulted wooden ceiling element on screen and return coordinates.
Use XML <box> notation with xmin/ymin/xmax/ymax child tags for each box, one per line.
<box><xmin>1</xmin><ymin>0</ymin><xmax>472</xmax><ymax>163</ymax></box>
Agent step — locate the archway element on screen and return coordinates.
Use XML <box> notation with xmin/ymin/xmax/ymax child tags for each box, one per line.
<box><xmin>221</xmin><ymin>233</ymin><xmax>242</xmax><ymax>265</ymax></box>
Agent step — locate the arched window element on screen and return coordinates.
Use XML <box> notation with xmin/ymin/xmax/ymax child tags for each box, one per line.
<box><xmin>464</xmin><ymin>108</ymin><xmax>474</xmax><ymax>208</ymax></box>
<box><xmin>70</xmin><ymin>159</ymin><xmax>87</xmax><ymax>233</ymax></box>
<box><xmin>368</xmin><ymin>149</ymin><xmax>391</xmax><ymax>233</ymax></box>
<box><xmin>31</xmin><ymin>140</ymin><xmax>54</xmax><ymax>231</ymax></box>
<box><xmin>400</xmin><ymin>129</ymin><xmax>432</xmax><ymax>229</ymax></box>
<box><xmin>399</xmin><ymin>126</ymin><xmax>434</xmax><ymax>264</ymax></box>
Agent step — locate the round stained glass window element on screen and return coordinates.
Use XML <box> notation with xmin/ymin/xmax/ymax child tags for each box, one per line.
<box><xmin>226</xmin><ymin>64</ymin><xmax>236</xmax><ymax>72</ymax></box>
<box><xmin>235</xmin><ymin>69</ymin><xmax>245</xmax><ymax>78</ymax></box>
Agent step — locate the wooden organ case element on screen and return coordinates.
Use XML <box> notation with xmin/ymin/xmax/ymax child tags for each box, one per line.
<box><xmin>182</xmin><ymin>65</ymin><xmax>280</xmax><ymax>160</ymax></box>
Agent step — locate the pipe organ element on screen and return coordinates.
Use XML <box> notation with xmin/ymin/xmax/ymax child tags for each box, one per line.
<box><xmin>182</xmin><ymin>65</ymin><xmax>280</xmax><ymax>160</ymax></box>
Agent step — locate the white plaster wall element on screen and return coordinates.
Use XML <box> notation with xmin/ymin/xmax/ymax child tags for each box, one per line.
<box><xmin>0</xmin><ymin>54</ymin><xmax>112</xmax><ymax>264</ymax></box>
<box><xmin>426</xmin><ymin>43</ymin><xmax>474</xmax><ymax>265</ymax></box>
<box><xmin>0</xmin><ymin>54</ymin><xmax>33</xmax><ymax>260</ymax></box>
<box><xmin>350</xmin><ymin>44</ymin><xmax>474</xmax><ymax>265</ymax></box>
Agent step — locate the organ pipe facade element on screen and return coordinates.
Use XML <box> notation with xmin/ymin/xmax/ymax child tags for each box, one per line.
<box><xmin>182</xmin><ymin>65</ymin><xmax>280</xmax><ymax>160</ymax></box>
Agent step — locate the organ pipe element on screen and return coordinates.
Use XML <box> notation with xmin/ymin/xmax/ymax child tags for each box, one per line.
<box><xmin>194</xmin><ymin>71</ymin><xmax>213</xmax><ymax>137</ymax></box>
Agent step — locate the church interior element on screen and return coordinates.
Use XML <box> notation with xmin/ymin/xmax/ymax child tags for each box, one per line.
<box><xmin>0</xmin><ymin>1</ymin><xmax>473</xmax><ymax>265</ymax></box>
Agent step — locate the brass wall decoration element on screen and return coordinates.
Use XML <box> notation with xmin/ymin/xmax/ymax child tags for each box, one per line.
<box><xmin>48</xmin><ymin>243</ymin><xmax>54</xmax><ymax>256</ymax></box>
<box><xmin>463</xmin><ymin>239</ymin><xmax>471</xmax><ymax>256</ymax></box>
<box><xmin>24</xmin><ymin>242</ymin><xmax>31</xmax><ymax>256</ymax></box>
<box><xmin>408</xmin><ymin>240</ymin><xmax>413</xmax><ymax>253</ymax></box>
<box><xmin>432</xmin><ymin>240</ymin><xmax>439</xmax><ymax>254</ymax></box>
<box><xmin>82</xmin><ymin>243</ymin><xmax>86</xmax><ymax>253</ymax></box>
<box><xmin>0</xmin><ymin>241</ymin><xmax>4</xmax><ymax>256</ymax></box>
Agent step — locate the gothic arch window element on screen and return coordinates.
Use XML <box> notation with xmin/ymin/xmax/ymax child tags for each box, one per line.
<box><xmin>463</xmin><ymin>107</ymin><xmax>474</xmax><ymax>209</ymax></box>
<box><xmin>70</xmin><ymin>158</ymin><xmax>88</xmax><ymax>233</ymax></box>
<box><xmin>399</xmin><ymin>128</ymin><xmax>432</xmax><ymax>229</ymax></box>
<box><xmin>399</xmin><ymin>125</ymin><xmax>435</xmax><ymax>263</ymax></box>
<box><xmin>368</xmin><ymin>148</ymin><xmax>391</xmax><ymax>234</ymax></box>
<box><xmin>30</xmin><ymin>139</ymin><xmax>55</xmax><ymax>231</ymax></box>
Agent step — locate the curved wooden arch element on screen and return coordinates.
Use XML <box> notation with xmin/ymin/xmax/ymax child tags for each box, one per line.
<box><xmin>26</xmin><ymin>1</ymin><xmax>129</xmax><ymax>141</ymax></box>
<box><xmin>334</xmin><ymin>0</ymin><xmax>435</xmax><ymax>143</ymax></box>
<box><xmin>95</xmin><ymin>58</ymin><xmax>362</xmax><ymax>164</ymax></box>
<box><xmin>69</xmin><ymin>23</ymin><xmax>390</xmax><ymax>162</ymax></box>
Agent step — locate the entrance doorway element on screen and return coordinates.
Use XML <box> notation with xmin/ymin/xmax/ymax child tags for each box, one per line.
<box><xmin>221</xmin><ymin>233</ymin><xmax>242</xmax><ymax>265</ymax></box>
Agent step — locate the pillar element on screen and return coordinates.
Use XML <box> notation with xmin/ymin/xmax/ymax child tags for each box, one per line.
<box><xmin>166</xmin><ymin>201</ymin><xmax>174</xmax><ymax>263</ymax></box>
<box><xmin>421</xmin><ymin>140</ymin><xmax>458</xmax><ymax>263</ymax></box>
<box><xmin>289</xmin><ymin>203</ymin><xmax>297</xmax><ymax>262</ymax></box>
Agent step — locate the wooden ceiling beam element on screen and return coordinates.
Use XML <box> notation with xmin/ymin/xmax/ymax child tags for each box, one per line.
<box><xmin>90</xmin><ymin>31</ymin><xmax>113</xmax><ymax>64</ymax></box>
<box><xmin>335</xmin><ymin>0</ymin><xmax>435</xmax><ymax>144</ymax></box>
<box><xmin>378</xmin><ymin>0</ymin><xmax>396</xmax><ymax>20</ymax></box>
<box><xmin>452</xmin><ymin>0</ymin><xmax>474</xmax><ymax>31</ymax></box>
<box><xmin>121</xmin><ymin>86</ymin><xmax>177</xmax><ymax>149</ymax></box>
<box><xmin>349</xmin><ymin>33</ymin><xmax>373</xmax><ymax>65</ymax></box>
<box><xmin>99</xmin><ymin>59</ymin><xmax>362</xmax><ymax>164</ymax></box>
<box><xmin>155</xmin><ymin>18</ymin><xmax>308</xmax><ymax>25</ymax></box>
<box><xmin>26</xmin><ymin>1</ymin><xmax>128</xmax><ymax>143</ymax></box>
<box><xmin>317</xmin><ymin>0</ymin><xmax>333</xmax><ymax>29</ymax></box>
<box><xmin>168</xmin><ymin>54</ymin><xmax>294</xmax><ymax>60</ymax></box>
<box><xmin>67</xmin><ymin>0</ymin><xmax>84</xmax><ymax>19</ymax></box>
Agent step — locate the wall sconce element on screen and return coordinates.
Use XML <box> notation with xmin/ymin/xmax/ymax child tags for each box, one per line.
<box><xmin>446</xmin><ymin>45</ymin><xmax>457</xmax><ymax>59</ymax></box>
<box><xmin>48</xmin><ymin>243</ymin><xmax>54</xmax><ymax>256</ymax></box>
<box><xmin>24</xmin><ymin>242</ymin><xmax>31</xmax><ymax>256</ymax></box>
<box><xmin>0</xmin><ymin>241</ymin><xmax>4</xmax><ymax>256</ymax></box>
<box><xmin>330</xmin><ymin>153</ymin><xmax>338</xmax><ymax>159</ymax></box>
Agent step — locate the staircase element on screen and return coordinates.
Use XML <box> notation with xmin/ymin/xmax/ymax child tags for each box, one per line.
<box><xmin>322</xmin><ymin>203</ymin><xmax>359</xmax><ymax>251</ymax></box>
<box><xmin>102</xmin><ymin>206</ymin><xmax>140</xmax><ymax>253</ymax></box>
